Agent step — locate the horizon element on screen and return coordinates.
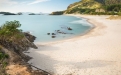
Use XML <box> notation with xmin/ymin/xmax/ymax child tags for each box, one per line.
<box><xmin>0</xmin><ymin>0</ymin><xmax>80</xmax><ymax>13</ymax></box>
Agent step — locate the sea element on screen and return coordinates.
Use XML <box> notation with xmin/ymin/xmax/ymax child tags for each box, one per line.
<box><xmin>0</xmin><ymin>14</ymin><xmax>93</xmax><ymax>43</ymax></box>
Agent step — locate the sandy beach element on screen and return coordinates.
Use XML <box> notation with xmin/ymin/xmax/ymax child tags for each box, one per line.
<box><xmin>25</xmin><ymin>15</ymin><xmax>121</xmax><ymax>75</ymax></box>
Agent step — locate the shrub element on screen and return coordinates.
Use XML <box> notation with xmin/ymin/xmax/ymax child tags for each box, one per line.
<box><xmin>0</xmin><ymin>20</ymin><xmax>24</xmax><ymax>41</ymax></box>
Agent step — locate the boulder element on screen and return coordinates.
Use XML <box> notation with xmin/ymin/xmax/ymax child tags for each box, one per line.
<box><xmin>52</xmin><ymin>33</ymin><xmax>56</xmax><ymax>35</ymax></box>
<box><xmin>67</xmin><ymin>27</ymin><xmax>72</xmax><ymax>30</ymax></box>
<box><xmin>47</xmin><ymin>33</ymin><xmax>50</xmax><ymax>35</ymax></box>
<box><xmin>52</xmin><ymin>36</ymin><xmax>56</xmax><ymax>38</ymax></box>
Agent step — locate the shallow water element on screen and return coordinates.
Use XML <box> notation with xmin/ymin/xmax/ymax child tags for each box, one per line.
<box><xmin>0</xmin><ymin>14</ymin><xmax>93</xmax><ymax>43</ymax></box>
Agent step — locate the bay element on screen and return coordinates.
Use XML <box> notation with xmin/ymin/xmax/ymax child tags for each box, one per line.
<box><xmin>0</xmin><ymin>15</ymin><xmax>93</xmax><ymax>43</ymax></box>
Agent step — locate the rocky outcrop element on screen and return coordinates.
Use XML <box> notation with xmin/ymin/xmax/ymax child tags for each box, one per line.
<box><xmin>0</xmin><ymin>32</ymin><xmax>50</xmax><ymax>75</ymax></box>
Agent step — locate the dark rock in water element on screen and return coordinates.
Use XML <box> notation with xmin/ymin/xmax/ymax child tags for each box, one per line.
<box><xmin>52</xmin><ymin>36</ymin><xmax>56</xmax><ymax>38</ymax></box>
<box><xmin>67</xmin><ymin>27</ymin><xmax>72</xmax><ymax>30</ymax></box>
<box><xmin>47</xmin><ymin>33</ymin><xmax>50</xmax><ymax>35</ymax></box>
<box><xmin>52</xmin><ymin>33</ymin><xmax>56</xmax><ymax>35</ymax></box>
<box><xmin>57</xmin><ymin>30</ymin><xmax>60</xmax><ymax>32</ymax></box>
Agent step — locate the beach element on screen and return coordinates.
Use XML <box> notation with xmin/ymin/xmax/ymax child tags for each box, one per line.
<box><xmin>26</xmin><ymin>15</ymin><xmax>121</xmax><ymax>75</ymax></box>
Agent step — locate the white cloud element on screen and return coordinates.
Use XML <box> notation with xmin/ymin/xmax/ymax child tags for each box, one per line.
<box><xmin>0</xmin><ymin>0</ymin><xmax>18</xmax><ymax>5</ymax></box>
<box><xmin>28</xmin><ymin>0</ymin><xmax>50</xmax><ymax>5</ymax></box>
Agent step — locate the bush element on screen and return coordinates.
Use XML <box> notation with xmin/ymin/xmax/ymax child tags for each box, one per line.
<box><xmin>0</xmin><ymin>20</ymin><xmax>24</xmax><ymax>41</ymax></box>
<box><xmin>0</xmin><ymin>52</ymin><xmax>9</xmax><ymax>60</ymax></box>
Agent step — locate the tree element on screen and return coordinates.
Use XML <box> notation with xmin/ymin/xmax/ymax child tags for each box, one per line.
<box><xmin>0</xmin><ymin>20</ymin><xmax>24</xmax><ymax>41</ymax></box>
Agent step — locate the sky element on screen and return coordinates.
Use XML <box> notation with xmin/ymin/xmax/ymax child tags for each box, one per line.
<box><xmin>0</xmin><ymin>0</ymin><xmax>80</xmax><ymax>13</ymax></box>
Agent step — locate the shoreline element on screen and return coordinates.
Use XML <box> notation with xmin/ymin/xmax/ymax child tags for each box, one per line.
<box><xmin>35</xmin><ymin>14</ymin><xmax>103</xmax><ymax>45</ymax></box>
<box><xmin>26</xmin><ymin>15</ymin><xmax>121</xmax><ymax>75</ymax></box>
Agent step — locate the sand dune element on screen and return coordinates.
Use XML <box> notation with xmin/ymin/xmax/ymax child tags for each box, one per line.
<box><xmin>26</xmin><ymin>15</ymin><xmax>121</xmax><ymax>75</ymax></box>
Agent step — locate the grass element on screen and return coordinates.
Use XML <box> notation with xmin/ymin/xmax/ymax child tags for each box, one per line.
<box><xmin>107</xmin><ymin>15</ymin><xmax>121</xmax><ymax>19</ymax></box>
<box><xmin>0</xmin><ymin>48</ymin><xmax>9</xmax><ymax>75</ymax></box>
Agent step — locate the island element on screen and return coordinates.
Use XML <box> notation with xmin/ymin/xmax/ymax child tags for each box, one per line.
<box><xmin>0</xmin><ymin>12</ymin><xmax>23</xmax><ymax>15</ymax></box>
<box><xmin>28</xmin><ymin>13</ymin><xmax>43</xmax><ymax>15</ymax></box>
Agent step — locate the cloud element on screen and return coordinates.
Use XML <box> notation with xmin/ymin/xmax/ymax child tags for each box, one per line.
<box><xmin>28</xmin><ymin>0</ymin><xmax>50</xmax><ymax>5</ymax></box>
<box><xmin>0</xmin><ymin>0</ymin><xmax>18</xmax><ymax>5</ymax></box>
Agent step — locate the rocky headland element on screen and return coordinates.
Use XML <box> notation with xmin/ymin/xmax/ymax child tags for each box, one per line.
<box><xmin>0</xmin><ymin>21</ymin><xmax>50</xmax><ymax>75</ymax></box>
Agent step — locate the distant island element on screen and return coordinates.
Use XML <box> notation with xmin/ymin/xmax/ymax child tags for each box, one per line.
<box><xmin>0</xmin><ymin>12</ymin><xmax>44</xmax><ymax>15</ymax></box>
<box><xmin>50</xmin><ymin>0</ymin><xmax>121</xmax><ymax>15</ymax></box>
<box><xmin>29</xmin><ymin>13</ymin><xmax>44</xmax><ymax>15</ymax></box>
<box><xmin>0</xmin><ymin>12</ymin><xmax>22</xmax><ymax>15</ymax></box>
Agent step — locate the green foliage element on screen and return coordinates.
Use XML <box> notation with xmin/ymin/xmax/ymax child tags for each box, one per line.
<box><xmin>0</xmin><ymin>52</ymin><xmax>9</xmax><ymax>60</ymax></box>
<box><xmin>50</xmin><ymin>11</ymin><xmax>64</xmax><ymax>15</ymax></box>
<box><xmin>0</xmin><ymin>52</ymin><xmax>9</xmax><ymax>75</ymax></box>
<box><xmin>0</xmin><ymin>20</ymin><xmax>24</xmax><ymax>41</ymax></box>
<box><xmin>118</xmin><ymin>12</ymin><xmax>121</xmax><ymax>16</ymax></box>
<box><xmin>103</xmin><ymin>4</ymin><xmax>121</xmax><ymax>12</ymax></box>
<box><xmin>65</xmin><ymin>0</ymin><xmax>121</xmax><ymax>15</ymax></box>
<box><xmin>66</xmin><ymin>7</ymin><xmax>95</xmax><ymax>14</ymax></box>
<box><xmin>2</xmin><ymin>61</ymin><xmax>8</xmax><ymax>68</ymax></box>
<box><xmin>0</xmin><ymin>52</ymin><xmax>9</xmax><ymax>69</ymax></box>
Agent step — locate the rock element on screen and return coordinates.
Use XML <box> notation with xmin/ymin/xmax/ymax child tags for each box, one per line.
<box><xmin>52</xmin><ymin>36</ymin><xmax>56</xmax><ymax>38</ymax></box>
<box><xmin>24</xmin><ymin>32</ymin><xmax>36</xmax><ymax>42</ymax></box>
<box><xmin>57</xmin><ymin>30</ymin><xmax>60</xmax><ymax>32</ymax></box>
<box><xmin>47</xmin><ymin>33</ymin><xmax>50</xmax><ymax>35</ymax></box>
<box><xmin>52</xmin><ymin>33</ymin><xmax>56</xmax><ymax>35</ymax></box>
<box><xmin>67</xmin><ymin>27</ymin><xmax>72</xmax><ymax>30</ymax></box>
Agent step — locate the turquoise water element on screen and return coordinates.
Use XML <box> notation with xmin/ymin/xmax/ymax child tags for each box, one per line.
<box><xmin>0</xmin><ymin>15</ymin><xmax>93</xmax><ymax>43</ymax></box>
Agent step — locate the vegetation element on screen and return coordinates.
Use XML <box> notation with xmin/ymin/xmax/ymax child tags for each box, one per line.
<box><xmin>50</xmin><ymin>11</ymin><xmax>65</xmax><ymax>15</ymax></box>
<box><xmin>0</xmin><ymin>20</ymin><xmax>48</xmax><ymax>75</ymax></box>
<box><xmin>0</xmin><ymin>20</ymin><xmax>24</xmax><ymax>42</ymax></box>
<box><xmin>0</xmin><ymin>47</ymin><xmax>9</xmax><ymax>75</ymax></box>
<box><xmin>3</xmin><ymin>13</ymin><xmax>16</xmax><ymax>15</ymax></box>
<box><xmin>103</xmin><ymin>4</ymin><xmax>121</xmax><ymax>12</ymax></box>
<box><xmin>0</xmin><ymin>12</ymin><xmax>23</xmax><ymax>15</ymax></box>
<box><xmin>51</xmin><ymin>0</ymin><xmax>121</xmax><ymax>15</ymax></box>
<box><xmin>0</xmin><ymin>12</ymin><xmax>16</xmax><ymax>15</ymax></box>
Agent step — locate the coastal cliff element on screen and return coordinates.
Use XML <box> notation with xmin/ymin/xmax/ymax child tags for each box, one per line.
<box><xmin>0</xmin><ymin>21</ymin><xmax>49</xmax><ymax>75</ymax></box>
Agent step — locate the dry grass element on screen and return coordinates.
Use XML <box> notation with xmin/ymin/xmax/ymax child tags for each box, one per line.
<box><xmin>107</xmin><ymin>15</ymin><xmax>121</xmax><ymax>20</ymax></box>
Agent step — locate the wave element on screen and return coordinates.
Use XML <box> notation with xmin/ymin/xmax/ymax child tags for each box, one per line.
<box><xmin>70</xmin><ymin>18</ymin><xmax>94</xmax><ymax>27</ymax></box>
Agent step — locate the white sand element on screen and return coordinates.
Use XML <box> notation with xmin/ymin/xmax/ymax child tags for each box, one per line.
<box><xmin>26</xmin><ymin>15</ymin><xmax>121</xmax><ymax>75</ymax></box>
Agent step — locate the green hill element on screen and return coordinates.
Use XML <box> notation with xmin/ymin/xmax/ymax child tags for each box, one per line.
<box><xmin>50</xmin><ymin>0</ymin><xmax>121</xmax><ymax>15</ymax></box>
<box><xmin>64</xmin><ymin>0</ymin><xmax>121</xmax><ymax>14</ymax></box>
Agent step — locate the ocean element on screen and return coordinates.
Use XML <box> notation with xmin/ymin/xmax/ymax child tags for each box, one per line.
<box><xmin>0</xmin><ymin>14</ymin><xmax>93</xmax><ymax>43</ymax></box>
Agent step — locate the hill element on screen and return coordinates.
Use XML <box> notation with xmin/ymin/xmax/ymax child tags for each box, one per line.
<box><xmin>50</xmin><ymin>0</ymin><xmax>121</xmax><ymax>15</ymax></box>
<box><xmin>64</xmin><ymin>0</ymin><xmax>121</xmax><ymax>14</ymax></box>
